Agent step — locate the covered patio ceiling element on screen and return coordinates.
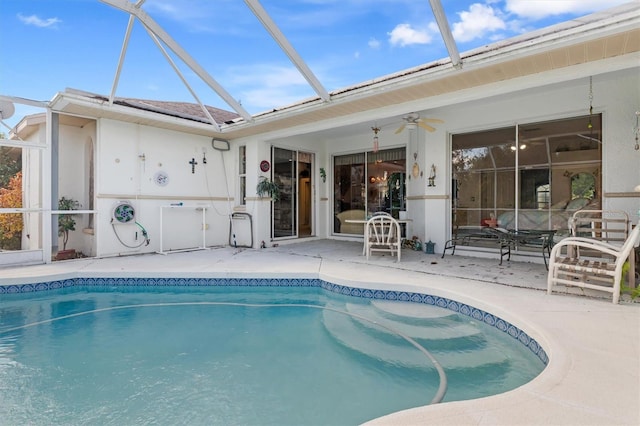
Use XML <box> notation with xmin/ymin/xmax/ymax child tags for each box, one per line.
<box><xmin>44</xmin><ymin>1</ymin><xmax>640</xmax><ymax>140</ymax></box>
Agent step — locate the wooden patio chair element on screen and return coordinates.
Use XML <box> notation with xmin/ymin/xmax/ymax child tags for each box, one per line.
<box><xmin>366</xmin><ymin>215</ymin><xmax>401</xmax><ymax>262</ymax></box>
<box><xmin>547</xmin><ymin>221</ymin><xmax>640</xmax><ymax>303</ymax></box>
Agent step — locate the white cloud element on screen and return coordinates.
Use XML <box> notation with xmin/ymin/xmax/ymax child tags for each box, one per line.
<box><xmin>505</xmin><ymin>0</ymin><xmax>631</xmax><ymax>20</ymax></box>
<box><xmin>17</xmin><ymin>13</ymin><xmax>61</xmax><ymax>29</ymax></box>
<box><xmin>227</xmin><ymin>64</ymin><xmax>312</xmax><ymax>112</ymax></box>
<box><xmin>145</xmin><ymin>0</ymin><xmax>248</xmax><ymax>33</ymax></box>
<box><xmin>428</xmin><ymin>22</ymin><xmax>440</xmax><ymax>33</ymax></box>
<box><xmin>452</xmin><ymin>3</ymin><xmax>506</xmax><ymax>43</ymax></box>
<box><xmin>368</xmin><ymin>38</ymin><xmax>381</xmax><ymax>50</ymax></box>
<box><xmin>388</xmin><ymin>24</ymin><xmax>432</xmax><ymax>47</ymax></box>
<box><xmin>145</xmin><ymin>0</ymin><xmax>219</xmax><ymax>20</ymax></box>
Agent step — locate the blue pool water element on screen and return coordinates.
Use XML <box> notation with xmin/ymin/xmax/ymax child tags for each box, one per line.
<box><xmin>0</xmin><ymin>281</ymin><xmax>545</xmax><ymax>425</ymax></box>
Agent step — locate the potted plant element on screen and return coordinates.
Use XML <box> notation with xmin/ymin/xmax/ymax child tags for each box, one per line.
<box><xmin>256</xmin><ymin>177</ymin><xmax>280</xmax><ymax>202</ymax></box>
<box><xmin>56</xmin><ymin>196</ymin><xmax>81</xmax><ymax>260</ymax></box>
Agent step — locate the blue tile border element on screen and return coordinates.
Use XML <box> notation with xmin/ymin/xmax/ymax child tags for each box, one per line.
<box><xmin>0</xmin><ymin>277</ymin><xmax>548</xmax><ymax>365</ymax></box>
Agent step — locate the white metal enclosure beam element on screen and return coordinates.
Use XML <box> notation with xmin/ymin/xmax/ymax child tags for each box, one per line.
<box><xmin>428</xmin><ymin>0</ymin><xmax>462</xmax><ymax>68</ymax></box>
<box><xmin>108</xmin><ymin>0</ymin><xmax>146</xmax><ymax>105</ymax></box>
<box><xmin>143</xmin><ymin>27</ymin><xmax>221</xmax><ymax>131</ymax></box>
<box><xmin>244</xmin><ymin>0</ymin><xmax>331</xmax><ymax>103</ymax></box>
<box><xmin>99</xmin><ymin>0</ymin><xmax>253</xmax><ymax>123</ymax></box>
<box><xmin>109</xmin><ymin>14</ymin><xmax>135</xmax><ymax>106</ymax></box>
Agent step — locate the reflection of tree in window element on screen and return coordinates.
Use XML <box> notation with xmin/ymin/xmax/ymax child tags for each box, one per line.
<box><xmin>0</xmin><ymin>146</ymin><xmax>22</xmax><ymax>250</ymax></box>
<box><xmin>571</xmin><ymin>173</ymin><xmax>595</xmax><ymax>199</ymax></box>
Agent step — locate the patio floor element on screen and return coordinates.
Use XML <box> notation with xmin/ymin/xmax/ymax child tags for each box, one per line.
<box><xmin>1</xmin><ymin>239</ymin><xmax>639</xmax><ymax>425</ymax></box>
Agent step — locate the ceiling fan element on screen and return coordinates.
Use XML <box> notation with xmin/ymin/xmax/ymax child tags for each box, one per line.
<box><xmin>395</xmin><ymin>113</ymin><xmax>444</xmax><ymax>134</ymax></box>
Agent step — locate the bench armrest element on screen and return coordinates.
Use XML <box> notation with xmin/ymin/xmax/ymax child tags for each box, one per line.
<box><xmin>551</xmin><ymin>238</ymin><xmax>625</xmax><ymax>259</ymax></box>
<box><xmin>554</xmin><ymin>236</ymin><xmax>622</xmax><ymax>251</ymax></box>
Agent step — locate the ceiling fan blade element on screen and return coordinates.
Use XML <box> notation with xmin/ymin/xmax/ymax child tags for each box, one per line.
<box><xmin>418</xmin><ymin>121</ymin><xmax>436</xmax><ymax>132</ymax></box>
<box><xmin>421</xmin><ymin>118</ymin><xmax>444</xmax><ymax>124</ymax></box>
<box><xmin>395</xmin><ymin>124</ymin><xmax>406</xmax><ymax>134</ymax></box>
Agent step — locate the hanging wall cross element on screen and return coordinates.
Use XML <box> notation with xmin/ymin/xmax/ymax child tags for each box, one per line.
<box><xmin>189</xmin><ymin>158</ymin><xmax>198</xmax><ymax>173</ymax></box>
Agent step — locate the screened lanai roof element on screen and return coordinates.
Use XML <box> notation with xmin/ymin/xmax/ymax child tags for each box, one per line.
<box><xmin>1</xmin><ymin>1</ymin><xmax>639</xmax><ymax>138</ymax></box>
<box><xmin>97</xmin><ymin>0</ymin><xmax>465</xmax><ymax>125</ymax></box>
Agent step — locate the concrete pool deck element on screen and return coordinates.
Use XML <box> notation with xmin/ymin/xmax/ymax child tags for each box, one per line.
<box><xmin>1</xmin><ymin>239</ymin><xmax>638</xmax><ymax>425</ymax></box>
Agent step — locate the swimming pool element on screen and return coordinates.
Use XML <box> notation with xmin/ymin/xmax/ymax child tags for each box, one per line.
<box><xmin>0</xmin><ymin>278</ymin><xmax>546</xmax><ymax>425</ymax></box>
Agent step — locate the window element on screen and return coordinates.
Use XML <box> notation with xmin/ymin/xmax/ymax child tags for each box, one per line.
<box><xmin>536</xmin><ymin>184</ymin><xmax>550</xmax><ymax>209</ymax></box>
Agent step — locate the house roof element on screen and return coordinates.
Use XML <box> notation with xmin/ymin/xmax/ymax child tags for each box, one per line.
<box><xmin>44</xmin><ymin>2</ymin><xmax>639</xmax><ymax>140</ymax></box>
<box><xmin>103</xmin><ymin>96</ymin><xmax>241</xmax><ymax>125</ymax></box>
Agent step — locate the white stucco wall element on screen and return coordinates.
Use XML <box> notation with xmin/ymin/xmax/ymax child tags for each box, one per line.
<box><xmin>95</xmin><ymin>119</ymin><xmax>236</xmax><ymax>257</ymax></box>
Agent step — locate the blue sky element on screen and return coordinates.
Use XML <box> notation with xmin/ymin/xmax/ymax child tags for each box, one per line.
<box><xmin>0</xmin><ymin>0</ymin><xmax>632</xmax><ymax>126</ymax></box>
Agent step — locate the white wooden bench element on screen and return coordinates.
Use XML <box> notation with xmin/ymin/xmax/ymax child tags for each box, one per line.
<box><xmin>547</xmin><ymin>219</ymin><xmax>639</xmax><ymax>304</ymax></box>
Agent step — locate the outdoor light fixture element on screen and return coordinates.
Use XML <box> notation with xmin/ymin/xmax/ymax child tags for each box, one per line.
<box><xmin>212</xmin><ymin>139</ymin><xmax>230</xmax><ymax>151</ymax></box>
<box><xmin>510</xmin><ymin>144</ymin><xmax>527</xmax><ymax>151</ymax></box>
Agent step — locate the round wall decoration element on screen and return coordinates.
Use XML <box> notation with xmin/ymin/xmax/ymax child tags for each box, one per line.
<box><xmin>153</xmin><ymin>170</ymin><xmax>169</xmax><ymax>186</ymax></box>
<box><xmin>260</xmin><ymin>160</ymin><xmax>270</xmax><ymax>172</ymax></box>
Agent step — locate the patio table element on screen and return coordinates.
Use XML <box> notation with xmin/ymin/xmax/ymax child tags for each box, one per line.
<box><xmin>505</xmin><ymin>229</ymin><xmax>556</xmax><ymax>269</ymax></box>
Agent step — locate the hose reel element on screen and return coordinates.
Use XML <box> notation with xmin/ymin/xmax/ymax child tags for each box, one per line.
<box><xmin>111</xmin><ymin>201</ymin><xmax>150</xmax><ymax>248</ymax></box>
<box><xmin>113</xmin><ymin>201</ymin><xmax>136</xmax><ymax>224</ymax></box>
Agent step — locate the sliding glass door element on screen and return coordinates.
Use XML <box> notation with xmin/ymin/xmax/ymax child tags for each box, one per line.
<box><xmin>451</xmin><ymin>115</ymin><xmax>601</xmax><ymax>241</ymax></box>
<box><xmin>271</xmin><ymin>147</ymin><xmax>314</xmax><ymax>239</ymax></box>
<box><xmin>333</xmin><ymin>147</ymin><xmax>406</xmax><ymax>235</ymax></box>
